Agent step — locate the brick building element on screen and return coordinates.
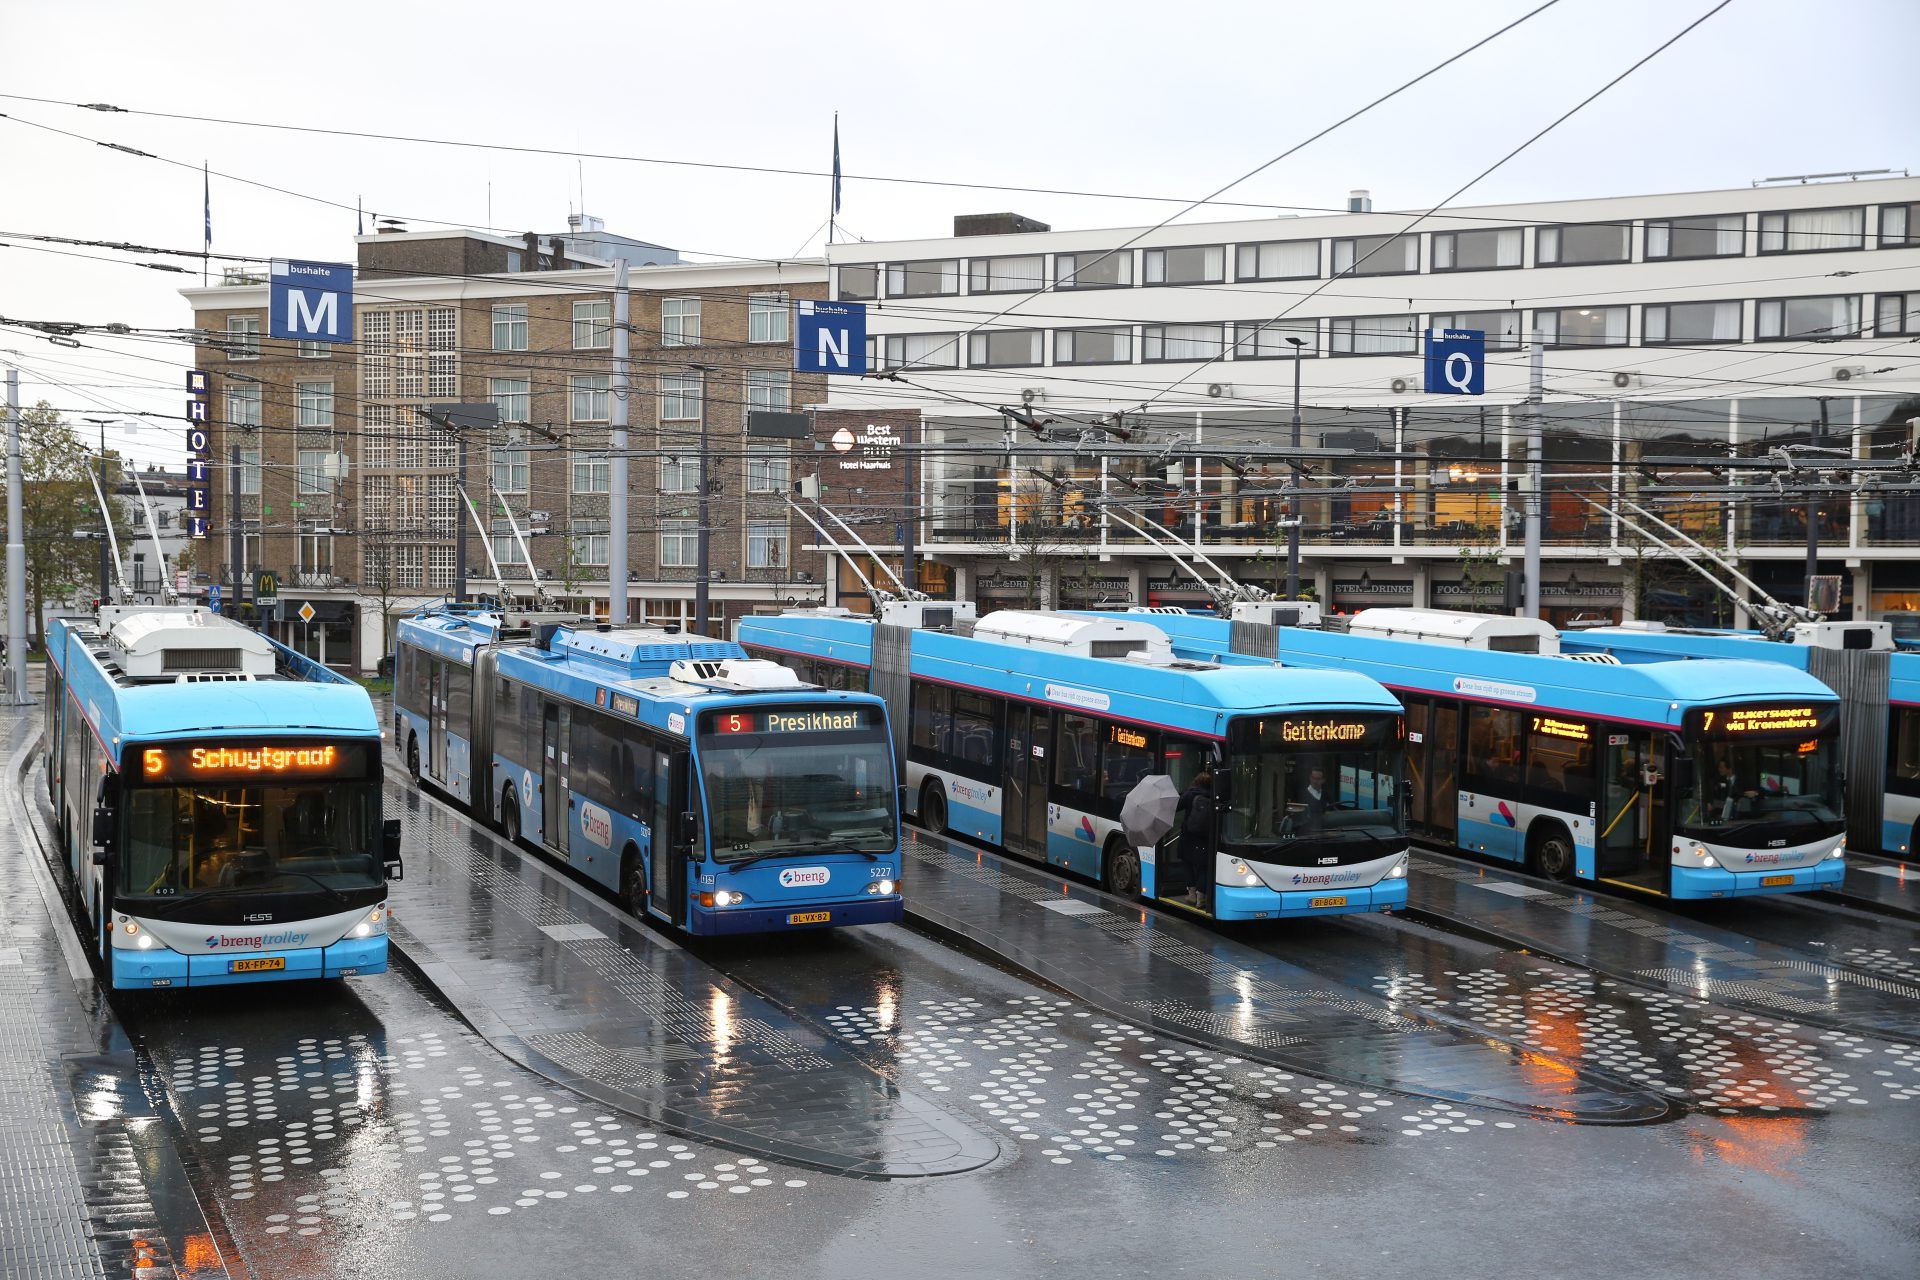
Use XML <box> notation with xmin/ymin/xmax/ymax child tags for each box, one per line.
<box><xmin>182</xmin><ymin>217</ymin><xmax>829</xmax><ymax>670</ymax></box>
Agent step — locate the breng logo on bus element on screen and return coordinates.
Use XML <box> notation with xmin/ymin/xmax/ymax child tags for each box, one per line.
<box><xmin>779</xmin><ymin>867</ymin><xmax>831</xmax><ymax>888</ymax></box>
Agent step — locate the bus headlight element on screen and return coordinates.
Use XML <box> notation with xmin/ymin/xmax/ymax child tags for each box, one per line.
<box><xmin>351</xmin><ymin>906</ymin><xmax>388</xmax><ymax>938</ymax></box>
<box><xmin>1230</xmin><ymin>861</ymin><xmax>1259</xmax><ymax>886</ymax></box>
<box><xmin>136</xmin><ymin>934</ymin><xmax>155</xmax><ymax>950</ymax></box>
<box><xmin>1691</xmin><ymin>844</ymin><xmax>1719</xmax><ymax>868</ymax></box>
<box><xmin>1827</xmin><ymin>838</ymin><xmax>1846</xmax><ymax>861</ymax></box>
<box><xmin>711</xmin><ymin>890</ymin><xmax>744</xmax><ymax>907</ymax></box>
<box><xmin>867</xmin><ymin>880</ymin><xmax>897</xmax><ymax>896</ymax></box>
<box><xmin>1387</xmin><ymin>854</ymin><xmax>1409</xmax><ymax>880</ymax></box>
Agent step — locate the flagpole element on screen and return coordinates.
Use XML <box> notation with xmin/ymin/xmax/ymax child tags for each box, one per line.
<box><xmin>828</xmin><ymin>112</ymin><xmax>839</xmax><ymax>249</ymax></box>
<box><xmin>202</xmin><ymin>160</ymin><xmax>210</xmax><ymax>285</ymax></box>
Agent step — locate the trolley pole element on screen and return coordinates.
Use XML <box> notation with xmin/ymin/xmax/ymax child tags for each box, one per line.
<box><xmin>1522</xmin><ymin>328</ymin><xmax>1544</xmax><ymax>619</ymax></box>
<box><xmin>1806</xmin><ymin>397</ymin><xmax>1828</xmax><ymax>589</ymax></box>
<box><xmin>608</xmin><ymin>258</ymin><xmax>631</xmax><ymax>625</ymax></box>
<box><xmin>454</xmin><ymin>426</ymin><xmax>468</xmax><ymax>603</ymax></box>
<box><xmin>5</xmin><ymin>368</ymin><xmax>29</xmax><ymax>704</ymax></box>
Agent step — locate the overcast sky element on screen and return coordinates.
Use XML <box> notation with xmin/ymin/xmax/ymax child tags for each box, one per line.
<box><xmin>2</xmin><ymin>0</ymin><xmax>1915</xmax><ymax>465</ymax></box>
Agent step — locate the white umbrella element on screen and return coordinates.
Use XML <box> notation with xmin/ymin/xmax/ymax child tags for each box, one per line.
<box><xmin>1120</xmin><ymin>774</ymin><xmax>1181</xmax><ymax>848</ymax></box>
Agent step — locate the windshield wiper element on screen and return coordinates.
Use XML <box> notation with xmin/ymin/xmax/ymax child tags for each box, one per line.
<box><xmin>153</xmin><ymin>869</ymin><xmax>354</xmax><ymax>913</ymax></box>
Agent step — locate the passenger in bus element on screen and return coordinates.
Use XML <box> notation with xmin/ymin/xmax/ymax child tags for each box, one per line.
<box><xmin>1301</xmin><ymin>766</ymin><xmax>1329</xmax><ymax>832</ymax></box>
<box><xmin>1710</xmin><ymin>757</ymin><xmax>1758</xmax><ymax>821</ymax></box>
<box><xmin>1174</xmin><ymin>768</ymin><xmax>1215</xmax><ymax>907</ymax></box>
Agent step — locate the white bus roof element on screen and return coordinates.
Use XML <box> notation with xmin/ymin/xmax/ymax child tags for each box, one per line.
<box><xmin>1346</xmin><ymin>607</ymin><xmax>1561</xmax><ymax>655</ymax></box>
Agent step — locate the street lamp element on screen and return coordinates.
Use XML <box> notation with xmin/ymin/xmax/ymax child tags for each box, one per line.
<box><xmin>1284</xmin><ymin>335</ymin><xmax>1308</xmax><ymax>599</ymax></box>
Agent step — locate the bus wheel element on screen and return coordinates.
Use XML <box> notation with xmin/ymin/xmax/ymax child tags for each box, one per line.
<box><xmin>406</xmin><ymin>734</ymin><xmax>421</xmax><ymax>782</ymax></box>
<box><xmin>1531</xmin><ymin>827</ymin><xmax>1576</xmax><ymax>883</ymax></box>
<box><xmin>1101</xmin><ymin>837</ymin><xmax>1141</xmax><ymax>898</ymax></box>
<box><xmin>500</xmin><ymin>788</ymin><xmax>522</xmax><ymax>845</ymax></box>
<box><xmin>620</xmin><ymin>844</ymin><xmax>646</xmax><ymax>913</ymax></box>
<box><xmin>921</xmin><ymin>784</ymin><xmax>948</xmax><ymax>836</ymax></box>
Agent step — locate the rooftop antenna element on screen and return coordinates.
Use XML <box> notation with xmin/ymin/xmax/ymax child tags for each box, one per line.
<box><xmin>127</xmin><ymin>468</ymin><xmax>178</xmax><ymax>603</ymax></box>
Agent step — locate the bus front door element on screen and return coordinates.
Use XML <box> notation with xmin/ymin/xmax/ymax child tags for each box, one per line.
<box><xmin>1003</xmin><ymin>706</ymin><xmax>1051</xmax><ymax>859</ymax></box>
<box><xmin>428</xmin><ymin>659</ymin><xmax>447</xmax><ymax>782</ymax></box>
<box><xmin>543</xmin><ymin>703</ymin><xmax>571</xmax><ymax>852</ymax></box>
<box><xmin>1598</xmin><ymin>732</ymin><xmax>1666</xmax><ymax>889</ymax></box>
<box><xmin>647</xmin><ymin>748</ymin><xmax>689</xmax><ymax>926</ymax></box>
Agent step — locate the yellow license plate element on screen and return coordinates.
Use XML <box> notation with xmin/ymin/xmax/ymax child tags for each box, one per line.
<box><xmin>788</xmin><ymin>911</ymin><xmax>831</xmax><ymax>925</ymax></box>
<box><xmin>1760</xmin><ymin>874</ymin><xmax>1794</xmax><ymax>887</ymax></box>
<box><xmin>228</xmin><ymin>957</ymin><xmax>285</xmax><ymax>973</ymax></box>
<box><xmin>1310</xmin><ymin>896</ymin><xmax>1349</xmax><ymax>908</ymax></box>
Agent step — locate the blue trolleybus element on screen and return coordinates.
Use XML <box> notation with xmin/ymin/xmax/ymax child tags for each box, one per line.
<box><xmin>393</xmin><ymin>605</ymin><xmax>904</xmax><ymax>935</ymax></box>
<box><xmin>1126</xmin><ymin>604</ymin><xmax>1847</xmax><ymax>900</ymax></box>
<box><xmin>737</xmin><ymin>603</ymin><xmax>1411</xmax><ymax>921</ymax></box>
<box><xmin>1556</xmin><ymin>618</ymin><xmax>1918</xmax><ymax>857</ymax></box>
<box><xmin>44</xmin><ymin>605</ymin><xmax>402</xmax><ymax>990</ymax></box>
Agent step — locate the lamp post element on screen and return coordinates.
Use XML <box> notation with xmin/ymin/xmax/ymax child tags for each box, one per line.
<box><xmin>1284</xmin><ymin>335</ymin><xmax>1307</xmax><ymax>599</ymax></box>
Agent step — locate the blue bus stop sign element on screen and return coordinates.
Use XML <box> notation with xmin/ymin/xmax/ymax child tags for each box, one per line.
<box><xmin>1423</xmin><ymin>328</ymin><xmax>1485</xmax><ymax>395</ymax></box>
<box><xmin>794</xmin><ymin>300</ymin><xmax>868</xmax><ymax>376</ymax></box>
<box><xmin>270</xmin><ymin>259</ymin><xmax>354</xmax><ymax>344</ymax></box>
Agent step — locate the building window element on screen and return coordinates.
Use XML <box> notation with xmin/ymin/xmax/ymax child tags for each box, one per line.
<box><xmin>967</xmin><ymin>329</ymin><xmax>1044</xmax><ymax>368</ymax></box>
<box><xmin>573</xmin><ymin>299</ymin><xmax>611</xmax><ymax>349</ymax></box>
<box><xmin>570</xmin><ymin>374</ymin><xmax>610</xmax><ymax>422</ymax></box>
<box><xmin>1428</xmin><ymin>310</ymin><xmax>1522</xmax><ymax>350</ymax></box>
<box><xmin>661</xmin><ymin>453</ymin><xmax>701</xmax><ymax>493</ymax></box>
<box><xmin>1328</xmin><ymin>315</ymin><xmax>1418</xmax><ymax>355</ymax></box>
<box><xmin>491</xmin><ymin>447</ymin><xmax>530</xmax><ymax>494</ymax></box>
<box><xmin>662</xmin><ymin>297</ymin><xmax>701</xmax><ymax>346</ymax></box>
<box><xmin>745</xmin><ymin>368</ymin><xmax>791</xmax><ymax>413</ymax></box>
<box><xmin>571</xmin><ymin>518</ymin><xmax>610</xmax><ymax>567</ymax></box>
<box><xmin>968</xmin><ymin>256</ymin><xmax>1044</xmax><ymax>294</ymax></box>
<box><xmin>1759</xmin><ymin>207</ymin><xmax>1865</xmax><ymax>254</ymax></box>
<box><xmin>1645</xmin><ymin>214</ymin><xmax>1745</xmax><ymax>260</ymax></box>
<box><xmin>1536</xmin><ymin>222</ymin><xmax>1631</xmax><ymax>266</ymax></box>
<box><xmin>491</xmin><ymin>303</ymin><xmax>529</xmax><ymax>351</ymax></box>
<box><xmin>297</xmin><ymin>340</ymin><xmax>329</xmax><ymax>360</ymax></box>
<box><xmin>1234</xmin><ymin>240</ymin><xmax>1318</xmax><ymax>281</ymax></box>
<box><xmin>746</xmin><ymin>445</ymin><xmax>788</xmax><ymax>493</ymax></box>
<box><xmin>296</xmin><ymin>381</ymin><xmax>333</xmax><ymax>427</ymax></box>
<box><xmin>1877</xmin><ymin>293</ymin><xmax>1920</xmax><ymax>337</ymax></box>
<box><xmin>659</xmin><ymin>373</ymin><xmax>702</xmax><ymax>421</ymax></box>
<box><xmin>1536</xmin><ymin>306</ymin><xmax>1629</xmax><ymax>347</ymax></box>
<box><xmin>238</xmin><ymin>448</ymin><xmax>261</xmax><ymax>495</ymax></box>
<box><xmin>226</xmin><ymin>384</ymin><xmax>262</xmax><ymax>427</ymax></box>
<box><xmin>1055</xmin><ymin>327</ymin><xmax>1133</xmax><ymax>365</ymax></box>
<box><xmin>885</xmin><ymin>259</ymin><xmax>960</xmax><ymax>297</ymax></box>
<box><xmin>839</xmin><ymin>265</ymin><xmax>880</xmax><ymax>300</ymax></box>
<box><xmin>1232</xmin><ymin>319</ymin><xmax>1318</xmax><ymax>359</ymax></box>
<box><xmin>1141</xmin><ymin>323</ymin><xmax>1225</xmax><ymax>362</ymax></box>
<box><xmin>225</xmin><ymin>315</ymin><xmax>260</xmax><ymax>360</ymax></box>
<box><xmin>1757</xmin><ymin>295</ymin><xmax>1861</xmax><ymax>340</ymax></box>
<box><xmin>427</xmin><ymin>308</ymin><xmax>458</xmax><ymax>398</ymax></box>
<box><xmin>489</xmin><ymin>377</ymin><xmax>530</xmax><ymax>424</ymax></box>
<box><xmin>881</xmin><ymin>333</ymin><xmax>960</xmax><ymax>370</ymax></box>
<box><xmin>1431</xmin><ymin>228</ymin><xmax>1522</xmax><ymax>271</ymax></box>
<box><xmin>489</xmin><ymin>520</ymin><xmax>521</xmax><ymax>572</ymax></box>
<box><xmin>1143</xmin><ymin>245</ymin><xmax>1225</xmax><ymax>286</ymax></box>
<box><xmin>748</xmin><ymin>292</ymin><xmax>789</xmax><ymax>343</ymax></box>
<box><xmin>296</xmin><ymin>449</ymin><xmax>335</xmax><ymax>496</ymax></box>
<box><xmin>1331</xmin><ymin>234</ymin><xmax>1418</xmax><ymax>276</ymax></box>
<box><xmin>1644</xmin><ymin>301</ymin><xmax>1741</xmax><ymax>345</ymax></box>
<box><xmin>298</xmin><ymin>522</ymin><xmax>333</xmax><ymax>577</ymax></box>
<box><xmin>572</xmin><ymin>452</ymin><xmax>610</xmax><ymax>493</ymax></box>
<box><xmin>1055</xmin><ymin>250</ymin><xmax>1132</xmax><ymax>290</ymax></box>
<box><xmin>660</xmin><ymin>519</ymin><xmax>697</xmax><ymax>568</ymax></box>
<box><xmin>1881</xmin><ymin>203</ymin><xmax>1918</xmax><ymax>248</ymax></box>
<box><xmin>427</xmin><ymin>546</ymin><xmax>456</xmax><ymax>591</ymax></box>
<box><xmin>747</xmin><ymin>520</ymin><xmax>788</xmax><ymax>570</ymax></box>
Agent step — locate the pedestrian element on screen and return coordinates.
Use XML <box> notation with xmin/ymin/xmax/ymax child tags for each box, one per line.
<box><xmin>1175</xmin><ymin>767</ymin><xmax>1215</xmax><ymax>908</ymax></box>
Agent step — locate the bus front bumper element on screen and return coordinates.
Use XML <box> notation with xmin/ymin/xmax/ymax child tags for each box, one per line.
<box><xmin>110</xmin><ymin>935</ymin><xmax>390</xmax><ymax>989</ymax></box>
<box><xmin>1213</xmin><ymin>878</ymin><xmax>1408</xmax><ymax>921</ymax></box>
<box><xmin>1670</xmin><ymin>859</ymin><xmax>1845</xmax><ymax>899</ymax></box>
<box><xmin>687</xmin><ymin>896</ymin><xmax>904</xmax><ymax>936</ymax></box>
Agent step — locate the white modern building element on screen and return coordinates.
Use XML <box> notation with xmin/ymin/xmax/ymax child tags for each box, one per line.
<box><xmin>818</xmin><ymin>176</ymin><xmax>1920</xmax><ymax>623</ymax></box>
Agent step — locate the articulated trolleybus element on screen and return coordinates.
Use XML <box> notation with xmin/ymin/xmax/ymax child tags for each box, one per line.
<box><xmin>392</xmin><ymin>604</ymin><xmax>903</xmax><ymax>935</ymax></box>
<box><xmin>737</xmin><ymin>603</ymin><xmax>1411</xmax><ymax>921</ymax></box>
<box><xmin>44</xmin><ymin>605</ymin><xmax>402</xmax><ymax>990</ymax></box>
<box><xmin>1138</xmin><ymin>605</ymin><xmax>1847</xmax><ymax>900</ymax></box>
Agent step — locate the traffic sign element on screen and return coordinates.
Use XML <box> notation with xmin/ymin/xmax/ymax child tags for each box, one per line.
<box><xmin>254</xmin><ymin>570</ymin><xmax>279</xmax><ymax>607</ymax></box>
<box><xmin>794</xmin><ymin>300</ymin><xmax>868</xmax><ymax>376</ymax></box>
<box><xmin>298</xmin><ymin>602</ymin><xmax>316</xmax><ymax>625</ymax></box>
<box><xmin>1423</xmin><ymin>328</ymin><xmax>1485</xmax><ymax>395</ymax></box>
<box><xmin>270</xmin><ymin>259</ymin><xmax>355</xmax><ymax>344</ymax></box>
<box><xmin>209</xmin><ymin>583</ymin><xmax>222</xmax><ymax>613</ymax></box>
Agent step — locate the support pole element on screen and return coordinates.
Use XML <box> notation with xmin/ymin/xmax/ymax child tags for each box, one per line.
<box><xmin>1285</xmin><ymin>339</ymin><xmax>1303</xmax><ymax>598</ymax></box>
<box><xmin>901</xmin><ymin>414</ymin><xmax>915</xmax><ymax>596</ymax></box>
<box><xmin>609</xmin><ymin>258</ymin><xmax>631</xmax><ymax>624</ymax></box>
<box><xmin>98</xmin><ymin>421</ymin><xmax>112</xmax><ymax>606</ymax></box>
<box><xmin>693</xmin><ymin>366</ymin><xmax>711</xmax><ymax>636</ymax></box>
<box><xmin>454</xmin><ymin>427</ymin><xmax>468</xmax><ymax>603</ymax></box>
<box><xmin>1523</xmin><ymin>328</ymin><xmax>1543</xmax><ymax>619</ymax></box>
<box><xmin>1807</xmin><ymin>397</ymin><xmax>1827</xmax><ymax>591</ymax></box>
<box><xmin>229</xmin><ymin>441</ymin><xmax>243</xmax><ymax>614</ymax></box>
<box><xmin>5</xmin><ymin>368</ymin><xmax>29</xmax><ymax>704</ymax></box>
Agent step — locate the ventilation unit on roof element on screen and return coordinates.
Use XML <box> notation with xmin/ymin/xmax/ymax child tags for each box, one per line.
<box><xmin>972</xmin><ymin>610</ymin><xmax>1175</xmax><ymax>662</ymax></box>
<box><xmin>1230</xmin><ymin>601</ymin><xmax>1322</xmax><ymax>628</ymax></box>
<box><xmin>1388</xmin><ymin>375</ymin><xmax>1418</xmax><ymax>394</ymax></box>
<box><xmin>1561</xmin><ymin>652</ymin><xmax>1621</xmax><ymax>664</ymax></box>
<box><xmin>668</xmin><ymin>658</ymin><xmax>807</xmax><ymax>692</ymax></box>
<box><xmin>1346</xmin><ymin>607</ymin><xmax>1561</xmax><ymax>655</ymax></box>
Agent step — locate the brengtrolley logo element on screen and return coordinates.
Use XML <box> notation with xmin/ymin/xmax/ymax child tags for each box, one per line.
<box><xmin>778</xmin><ymin>866</ymin><xmax>831</xmax><ymax>888</ymax></box>
<box><xmin>1743</xmin><ymin>851</ymin><xmax>1784</xmax><ymax>865</ymax></box>
<box><xmin>204</xmin><ymin>931</ymin><xmax>310</xmax><ymax>949</ymax></box>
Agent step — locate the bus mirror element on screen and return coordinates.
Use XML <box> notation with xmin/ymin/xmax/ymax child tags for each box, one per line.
<box><xmin>91</xmin><ymin>806</ymin><xmax>116</xmax><ymax>855</ymax></box>
<box><xmin>898</xmin><ymin>784</ymin><xmax>909</xmax><ymax>813</ymax></box>
<box><xmin>382</xmin><ymin>819</ymin><xmax>404</xmax><ymax>879</ymax></box>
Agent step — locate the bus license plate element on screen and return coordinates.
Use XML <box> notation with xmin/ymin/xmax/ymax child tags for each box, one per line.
<box><xmin>229</xmin><ymin>957</ymin><xmax>285</xmax><ymax>974</ymax></box>
<box><xmin>1760</xmin><ymin>874</ymin><xmax>1794</xmax><ymax>887</ymax></box>
<box><xmin>788</xmin><ymin>911</ymin><xmax>831</xmax><ymax>925</ymax></box>
<box><xmin>1309</xmin><ymin>896</ymin><xmax>1348</xmax><ymax>908</ymax></box>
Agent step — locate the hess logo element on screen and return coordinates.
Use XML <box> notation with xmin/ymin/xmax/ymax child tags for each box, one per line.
<box><xmin>779</xmin><ymin>866</ymin><xmax>831</xmax><ymax>888</ymax></box>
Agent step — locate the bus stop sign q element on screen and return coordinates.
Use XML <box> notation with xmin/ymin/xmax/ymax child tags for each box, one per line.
<box><xmin>1423</xmin><ymin>328</ymin><xmax>1485</xmax><ymax>395</ymax></box>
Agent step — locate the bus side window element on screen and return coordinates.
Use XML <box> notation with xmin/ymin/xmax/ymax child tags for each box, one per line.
<box><xmin>1896</xmin><ymin>707</ymin><xmax>1920</xmax><ymax>783</ymax></box>
<box><xmin>1057</xmin><ymin>714</ymin><xmax>1100</xmax><ymax>797</ymax></box>
<box><xmin>911</xmin><ymin>682</ymin><xmax>952</xmax><ymax>756</ymax></box>
<box><xmin>1465</xmin><ymin>705</ymin><xmax>1525</xmax><ymax>793</ymax></box>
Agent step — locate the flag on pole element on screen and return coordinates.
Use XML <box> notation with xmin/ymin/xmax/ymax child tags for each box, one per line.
<box><xmin>831</xmin><ymin>113</ymin><xmax>842</xmax><ymax>216</ymax></box>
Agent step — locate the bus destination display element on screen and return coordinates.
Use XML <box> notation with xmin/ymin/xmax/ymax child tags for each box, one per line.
<box><xmin>1687</xmin><ymin>704</ymin><xmax>1836</xmax><ymax>739</ymax></box>
<box><xmin>139</xmin><ymin>741</ymin><xmax>370</xmax><ymax>783</ymax></box>
<box><xmin>1263</xmin><ymin>716</ymin><xmax>1397</xmax><ymax>750</ymax></box>
<box><xmin>706</xmin><ymin>708</ymin><xmax>872</xmax><ymax>736</ymax></box>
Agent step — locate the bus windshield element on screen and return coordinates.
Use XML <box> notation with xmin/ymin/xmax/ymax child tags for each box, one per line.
<box><xmin>1677</xmin><ymin>731</ymin><xmax>1844</xmax><ymax>843</ymax></box>
<box><xmin>697</xmin><ymin>706</ymin><xmax>898</xmax><ymax>862</ymax></box>
<box><xmin>1222</xmin><ymin>713</ymin><xmax>1405</xmax><ymax>860</ymax></box>
<box><xmin>120</xmin><ymin>779</ymin><xmax>384</xmax><ymax>899</ymax></box>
